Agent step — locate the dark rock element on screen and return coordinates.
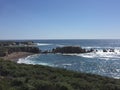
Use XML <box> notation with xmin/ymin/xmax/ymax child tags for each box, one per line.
<box><xmin>103</xmin><ymin>49</ymin><xmax>107</xmax><ymax>52</ymax></box>
<box><xmin>52</xmin><ymin>46</ymin><xmax>88</xmax><ymax>54</ymax></box>
<box><xmin>42</xmin><ymin>50</ymin><xmax>49</xmax><ymax>54</ymax></box>
<box><xmin>109</xmin><ymin>49</ymin><xmax>114</xmax><ymax>52</ymax></box>
<box><xmin>87</xmin><ymin>48</ymin><xmax>94</xmax><ymax>52</ymax></box>
<box><xmin>0</xmin><ymin>46</ymin><xmax>41</xmax><ymax>57</ymax></box>
<box><xmin>0</xmin><ymin>41</ymin><xmax>41</xmax><ymax>57</ymax></box>
<box><xmin>0</xmin><ymin>52</ymin><xmax>6</xmax><ymax>57</ymax></box>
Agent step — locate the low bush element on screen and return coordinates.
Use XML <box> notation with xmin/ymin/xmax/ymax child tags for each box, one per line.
<box><xmin>0</xmin><ymin>59</ymin><xmax>120</xmax><ymax>90</ymax></box>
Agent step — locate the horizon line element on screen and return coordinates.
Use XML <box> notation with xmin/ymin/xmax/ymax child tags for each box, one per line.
<box><xmin>0</xmin><ymin>38</ymin><xmax>120</xmax><ymax>41</ymax></box>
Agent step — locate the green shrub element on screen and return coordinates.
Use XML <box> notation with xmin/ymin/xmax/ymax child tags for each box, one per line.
<box><xmin>0</xmin><ymin>59</ymin><xmax>120</xmax><ymax>90</ymax></box>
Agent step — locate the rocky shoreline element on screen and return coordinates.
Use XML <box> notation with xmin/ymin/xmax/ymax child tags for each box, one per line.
<box><xmin>0</xmin><ymin>41</ymin><xmax>40</xmax><ymax>62</ymax></box>
<box><xmin>1</xmin><ymin>52</ymin><xmax>34</xmax><ymax>62</ymax></box>
<box><xmin>1</xmin><ymin>41</ymin><xmax>119</xmax><ymax>62</ymax></box>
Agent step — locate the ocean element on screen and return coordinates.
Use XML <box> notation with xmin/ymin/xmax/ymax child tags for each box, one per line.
<box><xmin>18</xmin><ymin>39</ymin><xmax>120</xmax><ymax>79</ymax></box>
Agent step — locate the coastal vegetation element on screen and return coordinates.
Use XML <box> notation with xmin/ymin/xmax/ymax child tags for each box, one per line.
<box><xmin>1</xmin><ymin>41</ymin><xmax>120</xmax><ymax>90</ymax></box>
<box><xmin>0</xmin><ymin>59</ymin><xmax>120</xmax><ymax>90</ymax></box>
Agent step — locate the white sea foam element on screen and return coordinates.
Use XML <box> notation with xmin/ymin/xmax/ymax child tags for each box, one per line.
<box><xmin>113</xmin><ymin>77</ymin><xmax>120</xmax><ymax>79</ymax></box>
<box><xmin>62</xmin><ymin>48</ymin><xmax>120</xmax><ymax>60</ymax></box>
<box><xmin>82</xmin><ymin>46</ymin><xmax>102</xmax><ymax>49</ymax></box>
<box><xmin>17</xmin><ymin>54</ymin><xmax>55</xmax><ymax>67</ymax></box>
<box><xmin>83</xmin><ymin>46</ymin><xmax>120</xmax><ymax>49</ymax></box>
<box><xmin>116</xmin><ymin>69</ymin><xmax>120</xmax><ymax>72</ymax></box>
<box><xmin>35</xmin><ymin>43</ymin><xmax>52</xmax><ymax>46</ymax></box>
<box><xmin>17</xmin><ymin>58</ymin><xmax>34</xmax><ymax>64</ymax></box>
<box><xmin>37</xmin><ymin>62</ymin><xmax>55</xmax><ymax>67</ymax></box>
<box><xmin>17</xmin><ymin>54</ymin><xmax>39</xmax><ymax>64</ymax></box>
<box><xmin>62</xmin><ymin>63</ymin><xmax>72</xmax><ymax>66</ymax></box>
<box><xmin>63</xmin><ymin>53</ymin><xmax>79</xmax><ymax>56</ymax></box>
<box><xmin>56</xmin><ymin>44</ymin><xmax>65</xmax><ymax>47</ymax></box>
<box><xmin>18</xmin><ymin>58</ymin><xmax>54</xmax><ymax>66</ymax></box>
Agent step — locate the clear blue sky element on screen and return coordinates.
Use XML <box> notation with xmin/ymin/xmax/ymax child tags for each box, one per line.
<box><xmin>0</xmin><ymin>0</ymin><xmax>120</xmax><ymax>39</ymax></box>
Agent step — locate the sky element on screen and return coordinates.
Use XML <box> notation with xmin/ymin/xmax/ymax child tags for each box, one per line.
<box><xmin>0</xmin><ymin>0</ymin><xmax>120</xmax><ymax>40</ymax></box>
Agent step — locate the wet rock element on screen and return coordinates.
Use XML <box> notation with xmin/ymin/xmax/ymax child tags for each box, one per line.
<box><xmin>109</xmin><ymin>49</ymin><xmax>114</xmax><ymax>52</ymax></box>
<box><xmin>103</xmin><ymin>49</ymin><xmax>107</xmax><ymax>52</ymax></box>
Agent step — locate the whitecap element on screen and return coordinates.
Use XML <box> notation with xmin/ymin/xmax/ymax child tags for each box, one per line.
<box><xmin>63</xmin><ymin>53</ymin><xmax>78</xmax><ymax>56</ymax></box>
<box><xmin>116</xmin><ymin>69</ymin><xmax>120</xmax><ymax>72</ymax></box>
<box><xmin>78</xmin><ymin>53</ymin><xmax>96</xmax><ymax>58</ymax></box>
<box><xmin>37</xmin><ymin>62</ymin><xmax>55</xmax><ymax>67</ymax></box>
<box><xmin>56</xmin><ymin>44</ymin><xmax>65</xmax><ymax>47</ymax></box>
<box><xmin>113</xmin><ymin>77</ymin><xmax>120</xmax><ymax>79</ymax></box>
<box><xmin>62</xmin><ymin>63</ymin><xmax>72</xmax><ymax>66</ymax></box>
<box><xmin>17</xmin><ymin>58</ymin><xmax>34</xmax><ymax>64</ymax></box>
<box><xmin>17</xmin><ymin>54</ymin><xmax>40</xmax><ymax>64</ymax></box>
<box><xmin>83</xmin><ymin>46</ymin><xmax>102</xmax><ymax>49</ymax></box>
<box><xmin>17</xmin><ymin>54</ymin><xmax>55</xmax><ymax>67</ymax></box>
<box><xmin>62</xmin><ymin>48</ymin><xmax>120</xmax><ymax>60</ymax></box>
<box><xmin>35</xmin><ymin>43</ymin><xmax>52</xmax><ymax>46</ymax></box>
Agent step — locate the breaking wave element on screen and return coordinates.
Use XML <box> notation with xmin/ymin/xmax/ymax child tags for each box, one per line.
<box><xmin>17</xmin><ymin>45</ymin><xmax>120</xmax><ymax>79</ymax></box>
<box><xmin>63</xmin><ymin>48</ymin><xmax>120</xmax><ymax>60</ymax></box>
<box><xmin>17</xmin><ymin>54</ymin><xmax>54</xmax><ymax>67</ymax></box>
<box><xmin>35</xmin><ymin>43</ymin><xmax>52</xmax><ymax>46</ymax></box>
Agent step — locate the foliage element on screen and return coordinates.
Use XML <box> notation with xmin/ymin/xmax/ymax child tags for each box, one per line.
<box><xmin>0</xmin><ymin>59</ymin><xmax>120</xmax><ymax>90</ymax></box>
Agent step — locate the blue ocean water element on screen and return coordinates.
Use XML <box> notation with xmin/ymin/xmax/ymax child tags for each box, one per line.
<box><xmin>18</xmin><ymin>39</ymin><xmax>120</xmax><ymax>79</ymax></box>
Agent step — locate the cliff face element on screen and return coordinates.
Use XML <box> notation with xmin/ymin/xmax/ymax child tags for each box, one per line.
<box><xmin>52</xmin><ymin>46</ymin><xmax>88</xmax><ymax>53</ymax></box>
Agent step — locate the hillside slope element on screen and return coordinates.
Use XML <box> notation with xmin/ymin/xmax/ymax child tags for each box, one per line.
<box><xmin>0</xmin><ymin>59</ymin><xmax>120</xmax><ymax>90</ymax></box>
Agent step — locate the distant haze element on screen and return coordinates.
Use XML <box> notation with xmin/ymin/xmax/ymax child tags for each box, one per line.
<box><xmin>0</xmin><ymin>0</ymin><xmax>120</xmax><ymax>40</ymax></box>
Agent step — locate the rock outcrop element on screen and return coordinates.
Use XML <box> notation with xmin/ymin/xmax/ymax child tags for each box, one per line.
<box><xmin>0</xmin><ymin>41</ymin><xmax>41</xmax><ymax>57</ymax></box>
<box><xmin>0</xmin><ymin>46</ymin><xmax>41</xmax><ymax>57</ymax></box>
<box><xmin>52</xmin><ymin>46</ymin><xmax>88</xmax><ymax>53</ymax></box>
